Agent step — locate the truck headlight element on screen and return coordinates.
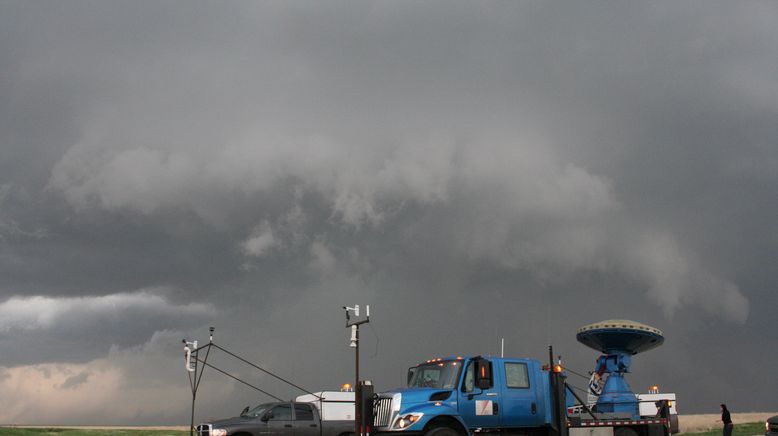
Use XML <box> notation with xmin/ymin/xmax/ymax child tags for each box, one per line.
<box><xmin>393</xmin><ymin>413</ymin><xmax>424</xmax><ymax>429</ymax></box>
<box><xmin>212</xmin><ymin>429</ymin><xmax>228</xmax><ymax>436</ymax></box>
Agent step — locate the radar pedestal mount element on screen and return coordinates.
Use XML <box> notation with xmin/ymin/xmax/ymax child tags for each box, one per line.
<box><xmin>576</xmin><ymin>320</ymin><xmax>664</xmax><ymax>418</ymax></box>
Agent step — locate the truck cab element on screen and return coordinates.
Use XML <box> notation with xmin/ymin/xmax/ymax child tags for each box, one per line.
<box><xmin>373</xmin><ymin>356</ymin><xmax>558</xmax><ymax>436</ymax></box>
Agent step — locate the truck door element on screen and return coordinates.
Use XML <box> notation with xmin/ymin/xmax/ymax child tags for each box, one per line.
<box><xmin>500</xmin><ymin>361</ymin><xmax>544</xmax><ymax>428</ymax></box>
<box><xmin>261</xmin><ymin>403</ymin><xmax>295</xmax><ymax>436</ymax></box>
<box><xmin>458</xmin><ymin>358</ymin><xmax>501</xmax><ymax>429</ymax></box>
<box><xmin>293</xmin><ymin>403</ymin><xmax>319</xmax><ymax>436</ymax></box>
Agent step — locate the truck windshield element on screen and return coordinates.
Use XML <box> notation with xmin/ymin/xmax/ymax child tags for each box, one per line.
<box><xmin>407</xmin><ymin>361</ymin><xmax>462</xmax><ymax>389</ymax></box>
<box><xmin>244</xmin><ymin>403</ymin><xmax>274</xmax><ymax>418</ymax></box>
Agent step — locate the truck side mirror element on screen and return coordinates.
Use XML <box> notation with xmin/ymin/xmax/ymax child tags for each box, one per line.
<box><xmin>474</xmin><ymin>357</ymin><xmax>493</xmax><ymax>390</ymax></box>
<box><xmin>241</xmin><ymin>406</ymin><xmax>250</xmax><ymax>416</ymax></box>
<box><xmin>407</xmin><ymin>367</ymin><xmax>417</xmax><ymax>386</ymax></box>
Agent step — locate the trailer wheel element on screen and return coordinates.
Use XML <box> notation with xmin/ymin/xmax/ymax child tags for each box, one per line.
<box><xmin>614</xmin><ymin>427</ymin><xmax>639</xmax><ymax>436</ymax></box>
<box><xmin>424</xmin><ymin>426</ymin><xmax>461</xmax><ymax>436</ymax></box>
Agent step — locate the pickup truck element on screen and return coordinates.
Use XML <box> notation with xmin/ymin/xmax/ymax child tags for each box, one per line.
<box><xmin>197</xmin><ymin>401</ymin><xmax>354</xmax><ymax>436</ymax></box>
<box><xmin>766</xmin><ymin>415</ymin><xmax>778</xmax><ymax>436</ymax></box>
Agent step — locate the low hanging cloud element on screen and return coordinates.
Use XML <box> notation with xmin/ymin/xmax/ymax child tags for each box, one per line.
<box><xmin>308</xmin><ymin>240</ymin><xmax>337</xmax><ymax>275</ymax></box>
<box><xmin>242</xmin><ymin>221</ymin><xmax>278</xmax><ymax>257</ymax></box>
<box><xmin>47</xmin><ymin>133</ymin><xmax>456</xmax><ymax>228</ymax></box>
<box><xmin>59</xmin><ymin>370</ymin><xmax>91</xmax><ymax>390</ymax></box>
<box><xmin>622</xmin><ymin>231</ymin><xmax>749</xmax><ymax>322</ymax></box>
<box><xmin>0</xmin><ymin>183</ymin><xmax>48</xmax><ymax>241</ymax></box>
<box><xmin>0</xmin><ymin>290</ymin><xmax>215</xmax><ymax>365</ymax></box>
<box><xmin>0</xmin><ymin>290</ymin><xmax>211</xmax><ymax>333</ymax></box>
<box><xmin>46</xmin><ymin>136</ymin><xmax>749</xmax><ymax>322</ymax></box>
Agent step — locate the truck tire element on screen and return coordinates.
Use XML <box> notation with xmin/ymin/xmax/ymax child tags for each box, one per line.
<box><xmin>614</xmin><ymin>427</ymin><xmax>640</xmax><ymax>436</ymax></box>
<box><xmin>424</xmin><ymin>426</ymin><xmax>461</xmax><ymax>436</ymax></box>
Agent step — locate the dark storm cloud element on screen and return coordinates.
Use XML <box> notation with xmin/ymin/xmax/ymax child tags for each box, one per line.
<box><xmin>59</xmin><ymin>371</ymin><xmax>90</xmax><ymax>390</ymax></box>
<box><xmin>0</xmin><ymin>0</ymin><xmax>776</xmax><ymax>424</ymax></box>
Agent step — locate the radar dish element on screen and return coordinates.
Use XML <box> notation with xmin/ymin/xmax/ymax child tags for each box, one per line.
<box><xmin>576</xmin><ymin>319</ymin><xmax>664</xmax><ymax>355</ymax></box>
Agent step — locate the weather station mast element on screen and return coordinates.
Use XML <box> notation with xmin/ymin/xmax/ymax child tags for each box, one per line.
<box><xmin>344</xmin><ymin>304</ymin><xmax>371</xmax><ymax>436</ymax></box>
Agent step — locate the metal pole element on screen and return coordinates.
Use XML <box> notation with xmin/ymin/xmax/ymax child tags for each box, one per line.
<box><xmin>355</xmin><ymin>325</ymin><xmax>360</xmax><ymax>436</ymax></box>
<box><xmin>345</xmin><ymin>305</ymin><xmax>369</xmax><ymax>436</ymax></box>
<box><xmin>548</xmin><ymin>345</ymin><xmax>557</xmax><ymax>436</ymax></box>
<box><xmin>565</xmin><ymin>382</ymin><xmax>597</xmax><ymax>420</ymax></box>
<box><xmin>548</xmin><ymin>345</ymin><xmax>553</xmax><ymax>369</ymax></box>
<box><xmin>190</xmin><ymin>347</ymin><xmax>198</xmax><ymax>436</ymax></box>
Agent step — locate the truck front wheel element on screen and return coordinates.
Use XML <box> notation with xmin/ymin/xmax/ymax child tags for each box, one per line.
<box><xmin>424</xmin><ymin>426</ymin><xmax>461</xmax><ymax>436</ymax></box>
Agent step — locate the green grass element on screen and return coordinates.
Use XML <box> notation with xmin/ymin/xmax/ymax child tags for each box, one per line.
<box><xmin>0</xmin><ymin>423</ymin><xmax>765</xmax><ymax>436</ymax></box>
<box><xmin>0</xmin><ymin>429</ymin><xmax>187</xmax><ymax>436</ymax></box>
<box><xmin>680</xmin><ymin>422</ymin><xmax>765</xmax><ymax>436</ymax></box>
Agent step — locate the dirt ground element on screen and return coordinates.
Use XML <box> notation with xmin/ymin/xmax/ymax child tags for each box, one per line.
<box><xmin>679</xmin><ymin>413</ymin><xmax>776</xmax><ymax>433</ymax></box>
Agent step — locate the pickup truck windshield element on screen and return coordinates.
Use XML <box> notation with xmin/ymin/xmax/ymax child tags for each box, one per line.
<box><xmin>244</xmin><ymin>403</ymin><xmax>274</xmax><ymax>418</ymax></box>
<box><xmin>408</xmin><ymin>361</ymin><xmax>462</xmax><ymax>389</ymax></box>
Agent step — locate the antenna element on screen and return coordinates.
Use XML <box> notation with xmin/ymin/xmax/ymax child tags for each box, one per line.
<box><xmin>501</xmin><ymin>338</ymin><xmax>504</xmax><ymax>358</ymax></box>
<box><xmin>344</xmin><ymin>305</ymin><xmax>359</xmax><ymax>317</ymax></box>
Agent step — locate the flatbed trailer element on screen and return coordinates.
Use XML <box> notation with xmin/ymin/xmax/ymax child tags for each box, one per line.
<box><xmin>567</xmin><ymin>419</ymin><xmax>670</xmax><ymax>436</ymax></box>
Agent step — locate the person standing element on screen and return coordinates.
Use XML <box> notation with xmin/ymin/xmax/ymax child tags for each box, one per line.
<box><xmin>720</xmin><ymin>404</ymin><xmax>733</xmax><ymax>436</ymax></box>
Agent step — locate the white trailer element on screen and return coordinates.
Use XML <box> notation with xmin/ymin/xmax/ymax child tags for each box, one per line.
<box><xmin>296</xmin><ymin>391</ymin><xmax>356</xmax><ymax>421</ymax></box>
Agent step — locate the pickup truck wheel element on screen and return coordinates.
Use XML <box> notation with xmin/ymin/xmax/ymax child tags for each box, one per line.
<box><xmin>424</xmin><ymin>426</ymin><xmax>461</xmax><ymax>436</ymax></box>
<box><xmin>614</xmin><ymin>427</ymin><xmax>639</xmax><ymax>436</ymax></box>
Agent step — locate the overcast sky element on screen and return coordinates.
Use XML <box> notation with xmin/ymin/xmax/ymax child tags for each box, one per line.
<box><xmin>0</xmin><ymin>0</ymin><xmax>776</xmax><ymax>426</ymax></box>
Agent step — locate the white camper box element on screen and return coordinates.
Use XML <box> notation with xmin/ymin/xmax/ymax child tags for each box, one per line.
<box><xmin>296</xmin><ymin>391</ymin><xmax>355</xmax><ymax>421</ymax></box>
<box><xmin>636</xmin><ymin>392</ymin><xmax>677</xmax><ymax>416</ymax></box>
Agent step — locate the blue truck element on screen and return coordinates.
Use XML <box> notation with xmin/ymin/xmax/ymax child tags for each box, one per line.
<box><xmin>373</xmin><ymin>356</ymin><xmax>558</xmax><ymax>435</ymax></box>
<box><xmin>371</xmin><ymin>355</ymin><xmax>668</xmax><ymax>436</ymax></box>
<box><xmin>371</xmin><ymin>321</ymin><xmax>672</xmax><ymax>436</ymax></box>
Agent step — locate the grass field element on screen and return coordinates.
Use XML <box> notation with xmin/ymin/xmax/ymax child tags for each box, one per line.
<box><xmin>0</xmin><ymin>429</ymin><xmax>187</xmax><ymax>436</ymax></box>
<box><xmin>0</xmin><ymin>419</ymin><xmax>770</xmax><ymax>436</ymax></box>
<box><xmin>680</xmin><ymin>422</ymin><xmax>766</xmax><ymax>436</ymax></box>
<box><xmin>679</xmin><ymin>413</ymin><xmax>774</xmax><ymax>434</ymax></box>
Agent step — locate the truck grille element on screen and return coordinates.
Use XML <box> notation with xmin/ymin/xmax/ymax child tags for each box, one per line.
<box><xmin>196</xmin><ymin>424</ymin><xmax>211</xmax><ymax>436</ymax></box>
<box><xmin>373</xmin><ymin>397</ymin><xmax>394</xmax><ymax>428</ymax></box>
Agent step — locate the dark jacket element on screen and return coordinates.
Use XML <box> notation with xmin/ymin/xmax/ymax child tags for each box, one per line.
<box><xmin>722</xmin><ymin>408</ymin><xmax>732</xmax><ymax>425</ymax></box>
